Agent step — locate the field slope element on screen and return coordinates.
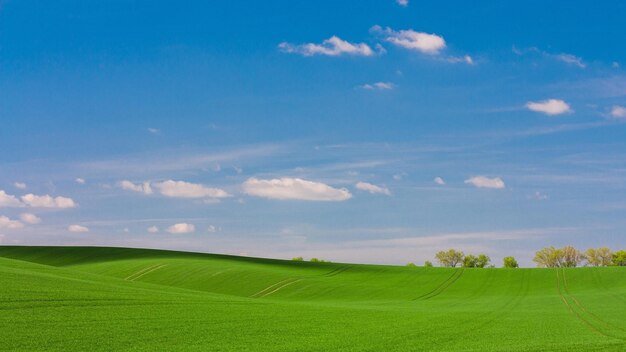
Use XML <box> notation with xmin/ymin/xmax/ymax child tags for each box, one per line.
<box><xmin>0</xmin><ymin>246</ymin><xmax>624</xmax><ymax>351</ymax></box>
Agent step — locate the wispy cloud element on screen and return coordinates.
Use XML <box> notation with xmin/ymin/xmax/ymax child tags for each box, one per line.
<box><xmin>278</xmin><ymin>36</ymin><xmax>377</xmax><ymax>57</ymax></box>
<box><xmin>359</xmin><ymin>82</ymin><xmax>395</xmax><ymax>90</ymax></box>
<box><xmin>490</xmin><ymin>121</ymin><xmax>615</xmax><ymax>138</ymax></box>
<box><xmin>119</xmin><ymin>180</ymin><xmax>230</xmax><ymax>200</ymax></box>
<box><xmin>371</xmin><ymin>25</ymin><xmax>445</xmax><ymax>55</ymax></box>
<box><xmin>243</xmin><ymin>177</ymin><xmax>352</xmax><ymax>201</ymax></box>
<box><xmin>79</xmin><ymin>144</ymin><xmax>280</xmax><ymax>176</ymax></box>
<box><xmin>119</xmin><ymin>180</ymin><xmax>153</xmax><ymax>195</ymax></box>
<box><xmin>167</xmin><ymin>223</ymin><xmax>195</xmax><ymax>234</ymax></box>
<box><xmin>68</xmin><ymin>224</ymin><xmax>89</xmax><ymax>233</ymax></box>
<box><xmin>513</xmin><ymin>46</ymin><xmax>586</xmax><ymax>68</ymax></box>
<box><xmin>396</xmin><ymin>0</ymin><xmax>409</xmax><ymax>7</ymax></box>
<box><xmin>446</xmin><ymin>55</ymin><xmax>474</xmax><ymax>65</ymax></box>
<box><xmin>555</xmin><ymin>53</ymin><xmax>586</xmax><ymax>68</ymax></box>
<box><xmin>153</xmin><ymin>180</ymin><xmax>230</xmax><ymax>199</ymax></box>
<box><xmin>465</xmin><ymin>176</ymin><xmax>505</xmax><ymax>189</ymax></box>
<box><xmin>526</xmin><ymin>99</ymin><xmax>572</xmax><ymax>115</ymax></box>
<box><xmin>355</xmin><ymin>182</ymin><xmax>391</xmax><ymax>195</ymax></box>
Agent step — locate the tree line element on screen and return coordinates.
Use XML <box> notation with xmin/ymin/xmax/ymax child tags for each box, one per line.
<box><xmin>421</xmin><ymin>247</ymin><xmax>625</xmax><ymax>268</ymax></box>
<box><xmin>533</xmin><ymin>246</ymin><xmax>625</xmax><ymax>268</ymax></box>
<box><xmin>427</xmin><ymin>249</ymin><xmax>515</xmax><ymax>268</ymax></box>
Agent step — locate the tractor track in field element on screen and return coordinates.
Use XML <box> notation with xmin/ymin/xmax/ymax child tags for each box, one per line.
<box><xmin>413</xmin><ymin>268</ymin><xmax>464</xmax><ymax>301</ymax></box>
<box><xmin>556</xmin><ymin>269</ymin><xmax>624</xmax><ymax>340</ymax></box>
<box><xmin>124</xmin><ymin>263</ymin><xmax>166</xmax><ymax>281</ymax></box>
<box><xmin>406</xmin><ymin>268</ymin><xmax>531</xmax><ymax>349</ymax></box>
<box><xmin>249</xmin><ymin>265</ymin><xmax>352</xmax><ymax>299</ymax></box>
<box><xmin>127</xmin><ymin>264</ymin><xmax>168</xmax><ymax>281</ymax></box>
<box><xmin>562</xmin><ymin>270</ymin><xmax>625</xmax><ymax>333</ymax></box>
<box><xmin>257</xmin><ymin>279</ymin><xmax>303</xmax><ymax>298</ymax></box>
<box><xmin>324</xmin><ymin>265</ymin><xmax>352</xmax><ymax>277</ymax></box>
<box><xmin>557</xmin><ymin>269</ymin><xmax>626</xmax><ymax>340</ymax></box>
<box><xmin>249</xmin><ymin>277</ymin><xmax>302</xmax><ymax>298</ymax></box>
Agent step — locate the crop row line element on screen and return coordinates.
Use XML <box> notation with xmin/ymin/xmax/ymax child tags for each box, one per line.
<box><xmin>556</xmin><ymin>269</ymin><xmax>623</xmax><ymax>340</ymax></box>
<box><xmin>413</xmin><ymin>268</ymin><xmax>464</xmax><ymax>301</ymax></box>
<box><xmin>250</xmin><ymin>277</ymin><xmax>299</xmax><ymax>298</ymax></box>
<box><xmin>124</xmin><ymin>263</ymin><xmax>164</xmax><ymax>281</ymax></box>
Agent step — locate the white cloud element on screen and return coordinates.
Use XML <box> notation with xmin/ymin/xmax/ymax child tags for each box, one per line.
<box><xmin>167</xmin><ymin>223</ymin><xmax>195</xmax><ymax>234</ymax></box>
<box><xmin>68</xmin><ymin>224</ymin><xmax>89</xmax><ymax>233</ymax></box>
<box><xmin>555</xmin><ymin>54</ymin><xmax>586</xmax><ymax>68</ymax></box>
<box><xmin>0</xmin><ymin>216</ymin><xmax>24</xmax><ymax>229</ymax></box>
<box><xmin>360</xmin><ymin>82</ymin><xmax>395</xmax><ymax>90</ymax></box>
<box><xmin>147</xmin><ymin>128</ymin><xmax>160</xmax><ymax>134</ymax></box>
<box><xmin>207</xmin><ymin>225</ymin><xmax>219</xmax><ymax>233</ymax></box>
<box><xmin>434</xmin><ymin>177</ymin><xmax>446</xmax><ymax>185</ymax></box>
<box><xmin>278</xmin><ymin>36</ymin><xmax>375</xmax><ymax>57</ymax></box>
<box><xmin>355</xmin><ymin>182</ymin><xmax>391</xmax><ymax>195</ymax></box>
<box><xmin>14</xmin><ymin>182</ymin><xmax>27</xmax><ymax>190</ymax></box>
<box><xmin>526</xmin><ymin>99</ymin><xmax>572</xmax><ymax>115</ymax></box>
<box><xmin>243</xmin><ymin>177</ymin><xmax>352</xmax><ymax>201</ymax></box>
<box><xmin>19</xmin><ymin>213</ymin><xmax>41</xmax><ymax>224</ymax></box>
<box><xmin>119</xmin><ymin>180</ymin><xmax>153</xmax><ymax>195</ymax></box>
<box><xmin>21</xmin><ymin>194</ymin><xmax>77</xmax><ymax>208</ymax></box>
<box><xmin>153</xmin><ymin>180</ymin><xmax>230</xmax><ymax>199</ymax></box>
<box><xmin>0</xmin><ymin>190</ymin><xmax>22</xmax><ymax>207</ymax></box>
<box><xmin>396</xmin><ymin>0</ymin><xmax>409</xmax><ymax>6</ymax></box>
<box><xmin>446</xmin><ymin>55</ymin><xmax>474</xmax><ymax>65</ymax></box>
<box><xmin>513</xmin><ymin>47</ymin><xmax>586</xmax><ymax>69</ymax></box>
<box><xmin>372</xmin><ymin>26</ymin><xmax>446</xmax><ymax>55</ymax></box>
<box><xmin>75</xmin><ymin>178</ymin><xmax>86</xmax><ymax>184</ymax></box>
<box><xmin>610</xmin><ymin>105</ymin><xmax>626</xmax><ymax>119</ymax></box>
<box><xmin>147</xmin><ymin>226</ymin><xmax>159</xmax><ymax>233</ymax></box>
<box><xmin>464</xmin><ymin>176</ymin><xmax>505</xmax><ymax>189</ymax></box>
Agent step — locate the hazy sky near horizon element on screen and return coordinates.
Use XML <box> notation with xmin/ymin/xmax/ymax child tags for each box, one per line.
<box><xmin>1</xmin><ymin>0</ymin><xmax>626</xmax><ymax>266</ymax></box>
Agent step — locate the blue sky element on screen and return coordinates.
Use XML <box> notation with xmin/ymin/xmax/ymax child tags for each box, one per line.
<box><xmin>1</xmin><ymin>0</ymin><xmax>625</xmax><ymax>266</ymax></box>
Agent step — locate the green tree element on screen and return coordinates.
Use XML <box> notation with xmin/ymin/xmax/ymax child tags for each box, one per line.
<box><xmin>533</xmin><ymin>246</ymin><xmax>584</xmax><ymax>267</ymax></box>
<box><xmin>503</xmin><ymin>256</ymin><xmax>519</xmax><ymax>268</ymax></box>
<box><xmin>561</xmin><ymin>246</ymin><xmax>584</xmax><ymax>267</ymax></box>
<box><xmin>476</xmin><ymin>254</ymin><xmax>491</xmax><ymax>268</ymax></box>
<box><xmin>291</xmin><ymin>256</ymin><xmax>304</xmax><ymax>261</ymax></box>
<box><xmin>585</xmin><ymin>247</ymin><xmax>612</xmax><ymax>266</ymax></box>
<box><xmin>435</xmin><ymin>249</ymin><xmax>464</xmax><ymax>267</ymax></box>
<box><xmin>424</xmin><ymin>261</ymin><xmax>433</xmax><ymax>267</ymax></box>
<box><xmin>463</xmin><ymin>255</ymin><xmax>478</xmax><ymax>268</ymax></box>
<box><xmin>406</xmin><ymin>262</ymin><xmax>417</xmax><ymax>267</ymax></box>
<box><xmin>533</xmin><ymin>246</ymin><xmax>563</xmax><ymax>268</ymax></box>
<box><xmin>613</xmin><ymin>250</ymin><xmax>626</xmax><ymax>266</ymax></box>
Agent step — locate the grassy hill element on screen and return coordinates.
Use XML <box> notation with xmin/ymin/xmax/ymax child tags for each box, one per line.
<box><xmin>0</xmin><ymin>246</ymin><xmax>624</xmax><ymax>351</ymax></box>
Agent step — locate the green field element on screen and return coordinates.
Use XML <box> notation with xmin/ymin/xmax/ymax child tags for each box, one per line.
<box><xmin>0</xmin><ymin>246</ymin><xmax>624</xmax><ymax>351</ymax></box>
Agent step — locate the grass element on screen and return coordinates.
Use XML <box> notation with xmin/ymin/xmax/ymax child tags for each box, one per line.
<box><xmin>0</xmin><ymin>246</ymin><xmax>624</xmax><ymax>351</ymax></box>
